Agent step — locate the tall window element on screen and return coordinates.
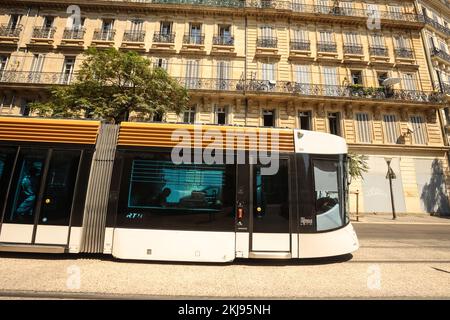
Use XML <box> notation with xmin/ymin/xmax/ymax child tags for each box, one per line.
<box><xmin>215</xmin><ymin>105</ymin><xmax>227</xmax><ymax>125</ymax></box>
<box><xmin>183</xmin><ymin>106</ymin><xmax>196</xmax><ymax>123</ymax></box>
<box><xmin>394</xmin><ymin>35</ymin><xmax>410</xmax><ymax>49</ymax></box>
<box><xmin>355</xmin><ymin>113</ymin><xmax>371</xmax><ymax>143</ymax></box>
<box><xmin>317</xmin><ymin>0</ymin><xmax>329</xmax><ymax>13</ymax></box>
<box><xmin>402</xmin><ymin>73</ymin><xmax>417</xmax><ymax>91</ymax></box>
<box><xmin>340</xmin><ymin>1</ymin><xmax>353</xmax><ymax>15</ymax></box>
<box><xmin>323</xmin><ymin>66</ymin><xmax>338</xmax><ymax>96</ymax></box>
<box><xmin>185</xmin><ymin>60</ymin><xmax>199</xmax><ymax>89</ymax></box>
<box><xmin>350</xmin><ymin>70</ymin><xmax>363</xmax><ymax>85</ymax></box>
<box><xmin>154</xmin><ymin>58</ymin><xmax>168</xmax><ymax>71</ymax></box>
<box><xmin>61</xmin><ymin>56</ymin><xmax>75</xmax><ymax>84</ymax></box>
<box><xmin>383</xmin><ymin>114</ymin><xmax>399</xmax><ymax>143</ymax></box>
<box><xmin>366</xmin><ymin>3</ymin><xmax>379</xmax><ymax>16</ymax></box>
<box><xmin>189</xmin><ymin>23</ymin><xmax>202</xmax><ymax>44</ymax></box>
<box><xmin>130</xmin><ymin>19</ymin><xmax>143</xmax><ymax>33</ymax></box>
<box><xmin>319</xmin><ymin>30</ymin><xmax>333</xmax><ymax>43</ymax></box>
<box><xmin>298</xmin><ymin>111</ymin><xmax>312</xmax><ymax>130</ymax></box>
<box><xmin>292</xmin><ymin>0</ymin><xmax>306</xmax><ymax>12</ymax></box>
<box><xmin>370</xmin><ymin>34</ymin><xmax>385</xmax><ymax>47</ymax></box>
<box><xmin>293</xmin><ymin>29</ymin><xmax>308</xmax><ymax>42</ymax></box>
<box><xmin>262</xmin><ymin>63</ymin><xmax>276</xmax><ymax>82</ymax></box>
<box><xmin>30</xmin><ymin>54</ymin><xmax>45</xmax><ymax>83</ymax></box>
<box><xmin>389</xmin><ymin>6</ymin><xmax>403</xmax><ymax>19</ymax></box>
<box><xmin>160</xmin><ymin>21</ymin><xmax>172</xmax><ymax>34</ymax></box>
<box><xmin>216</xmin><ymin>61</ymin><xmax>230</xmax><ymax>90</ymax></box>
<box><xmin>328</xmin><ymin>112</ymin><xmax>341</xmax><ymax>136</ymax></box>
<box><xmin>410</xmin><ymin>115</ymin><xmax>427</xmax><ymax>145</ymax></box>
<box><xmin>377</xmin><ymin>72</ymin><xmax>388</xmax><ymax>87</ymax></box>
<box><xmin>43</xmin><ymin>16</ymin><xmax>54</xmax><ymax>29</ymax></box>
<box><xmin>295</xmin><ymin>65</ymin><xmax>310</xmax><ymax>83</ymax></box>
<box><xmin>8</xmin><ymin>14</ymin><xmax>21</xmax><ymax>30</ymax></box>
<box><xmin>263</xmin><ymin>109</ymin><xmax>275</xmax><ymax>127</ymax></box>
<box><xmin>344</xmin><ymin>32</ymin><xmax>360</xmax><ymax>45</ymax></box>
<box><xmin>0</xmin><ymin>55</ymin><xmax>8</xmax><ymax>77</ymax></box>
<box><xmin>260</xmin><ymin>25</ymin><xmax>274</xmax><ymax>39</ymax></box>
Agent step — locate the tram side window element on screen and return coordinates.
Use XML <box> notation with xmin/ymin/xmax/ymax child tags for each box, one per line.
<box><xmin>120</xmin><ymin>156</ymin><xmax>236</xmax><ymax>231</ymax></box>
<box><xmin>0</xmin><ymin>148</ymin><xmax>16</xmax><ymax>207</ymax></box>
<box><xmin>39</xmin><ymin>150</ymin><xmax>81</xmax><ymax>225</ymax></box>
<box><xmin>313</xmin><ymin>159</ymin><xmax>344</xmax><ymax>231</ymax></box>
<box><xmin>6</xmin><ymin>149</ymin><xmax>47</xmax><ymax>224</ymax></box>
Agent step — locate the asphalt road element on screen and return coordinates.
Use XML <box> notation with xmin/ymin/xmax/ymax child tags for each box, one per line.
<box><xmin>0</xmin><ymin>222</ymin><xmax>449</xmax><ymax>299</ymax></box>
<box><xmin>354</xmin><ymin>223</ymin><xmax>450</xmax><ymax>241</ymax></box>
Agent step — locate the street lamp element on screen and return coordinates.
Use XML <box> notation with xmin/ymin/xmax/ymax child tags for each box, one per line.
<box><xmin>384</xmin><ymin>157</ymin><xmax>397</xmax><ymax>220</ymax></box>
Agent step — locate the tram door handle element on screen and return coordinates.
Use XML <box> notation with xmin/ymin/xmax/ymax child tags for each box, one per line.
<box><xmin>237</xmin><ymin>202</ymin><xmax>244</xmax><ymax>226</ymax></box>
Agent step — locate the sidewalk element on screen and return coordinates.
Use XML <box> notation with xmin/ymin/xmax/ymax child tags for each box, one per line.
<box><xmin>350</xmin><ymin>212</ymin><xmax>450</xmax><ymax>224</ymax></box>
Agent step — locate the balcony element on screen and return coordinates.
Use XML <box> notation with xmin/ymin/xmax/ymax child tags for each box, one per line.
<box><xmin>91</xmin><ymin>29</ymin><xmax>116</xmax><ymax>47</ymax></box>
<box><xmin>431</xmin><ymin>48</ymin><xmax>450</xmax><ymax>65</ymax></box>
<box><xmin>255</xmin><ymin>37</ymin><xmax>279</xmax><ymax>58</ymax></box>
<box><xmin>151</xmin><ymin>32</ymin><xmax>176</xmax><ymax>53</ymax></box>
<box><xmin>183</xmin><ymin>34</ymin><xmax>205</xmax><ymax>45</ymax></box>
<box><xmin>369</xmin><ymin>46</ymin><xmax>388</xmax><ymax>57</ymax></box>
<box><xmin>0</xmin><ymin>71</ymin><xmax>76</xmax><ymax>86</ymax></box>
<box><xmin>344</xmin><ymin>45</ymin><xmax>363</xmax><ymax>55</ymax></box>
<box><xmin>424</xmin><ymin>16</ymin><xmax>450</xmax><ymax>37</ymax></box>
<box><xmin>60</xmin><ymin>27</ymin><xmax>86</xmax><ymax>48</ymax></box>
<box><xmin>213</xmin><ymin>35</ymin><xmax>234</xmax><ymax>46</ymax></box>
<box><xmin>257</xmin><ymin>37</ymin><xmax>277</xmax><ymax>48</ymax></box>
<box><xmin>317</xmin><ymin>42</ymin><xmax>337</xmax><ymax>53</ymax></box>
<box><xmin>289</xmin><ymin>40</ymin><xmax>312</xmax><ymax>60</ymax></box>
<box><xmin>172</xmin><ymin>76</ymin><xmax>444</xmax><ymax>103</ymax></box>
<box><xmin>29</xmin><ymin>27</ymin><xmax>56</xmax><ymax>47</ymax></box>
<box><xmin>121</xmin><ymin>30</ymin><xmax>146</xmax><ymax>50</ymax></box>
<box><xmin>0</xmin><ymin>24</ymin><xmax>22</xmax><ymax>46</ymax></box>
<box><xmin>290</xmin><ymin>40</ymin><xmax>310</xmax><ymax>51</ymax></box>
<box><xmin>211</xmin><ymin>35</ymin><xmax>235</xmax><ymax>56</ymax></box>
<box><xmin>395</xmin><ymin>47</ymin><xmax>414</xmax><ymax>59</ymax></box>
<box><xmin>181</xmin><ymin>34</ymin><xmax>206</xmax><ymax>54</ymax></box>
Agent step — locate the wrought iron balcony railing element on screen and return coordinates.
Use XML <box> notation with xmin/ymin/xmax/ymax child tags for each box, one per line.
<box><xmin>93</xmin><ymin>29</ymin><xmax>116</xmax><ymax>41</ymax></box>
<box><xmin>62</xmin><ymin>27</ymin><xmax>86</xmax><ymax>40</ymax></box>
<box><xmin>104</xmin><ymin>1</ymin><xmax>423</xmax><ymax>23</ymax></box>
<box><xmin>424</xmin><ymin>16</ymin><xmax>450</xmax><ymax>36</ymax></box>
<box><xmin>0</xmin><ymin>71</ymin><xmax>76</xmax><ymax>85</ymax></box>
<box><xmin>442</xmin><ymin>82</ymin><xmax>450</xmax><ymax>95</ymax></box>
<box><xmin>32</xmin><ymin>27</ymin><xmax>56</xmax><ymax>39</ymax></box>
<box><xmin>344</xmin><ymin>44</ymin><xmax>363</xmax><ymax>55</ymax></box>
<box><xmin>369</xmin><ymin>46</ymin><xmax>388</xmax><ymax>57</ymax></box>
<box><xmin>183</xmin><ymin>34</ymin><xmax>205</xmax><ymax>45</ymax></box>
<box><xmin>317</xmin><ymin>42</ymin><xmax>337</xmax><ymax>52</ymax></box>
<box><xmin>395</xmin><ymin>47</ymin><xmax>414</xmax><ymax>59</ymax></box>
<box><xmin>213</xmin><ymin>35</ymin><xmax>234</xmax><ymax>46</ymax></box>
<box><xmin>290</xmin><ymin>40</ymin><xmax>310</xmax><ymax>51</ymax></box>
<box><xmin>257</xmin><ymin>37</ymin><xmax>277</xmax><ymax>48</ymax></box>
<box><xmin>431</xmin><ymin>48</ymin><xmax>450</xmax><ymax>64</ymax></box>
<box><xmin>0</xmin><ymin>24</ymin><xmax>22</xmax><ymax>37</ymax></box>
<box><xmin>153</xmin><ymin>32</ymin><xmax>175</xmax><ymax>43</ymax></box>
<box><xmin>1</xmin><ymin>71</ymin><xmax>443</xmax><ymax>104</ymax></box>
<box><xmin>123</xmin><ymin>30</ymin><xmax>146</xmax><ymax>42</ymax></box>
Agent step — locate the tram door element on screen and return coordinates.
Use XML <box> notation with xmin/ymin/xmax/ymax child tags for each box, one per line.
<box><xmin>249</xmin><ymin>158</ymin><xmax>291</xmax><ymax>256</ymax></box>
<box><xmin>0</xmin><ymin>148</ymin><xmax>81</xmax><ymax>246</ymax></box>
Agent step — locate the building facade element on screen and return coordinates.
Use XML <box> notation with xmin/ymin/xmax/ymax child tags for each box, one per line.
<box><xmin>0</xmin><ymin>0</ymin><xmax>449</xmax><ymax>215</ymax></box>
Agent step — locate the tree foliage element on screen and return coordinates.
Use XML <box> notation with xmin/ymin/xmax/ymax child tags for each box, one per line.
<box><xmin>347</xmin><ymin>153</ymin><xmax>369</xmax><ymax>181</ymax></box>
<box><xmin>31</xmin><ymin>48</ymin><xmax>189</xmax><ymax>123</ymax></box>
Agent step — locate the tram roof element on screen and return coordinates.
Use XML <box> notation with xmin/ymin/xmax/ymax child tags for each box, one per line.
<box><xmin>0</xmin><ymin>116</ymin><xmax>100</xmax><ymax>145</ymax></box>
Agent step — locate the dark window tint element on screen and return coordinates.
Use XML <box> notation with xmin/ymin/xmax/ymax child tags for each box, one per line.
<box><xmin>0</xmin><ymin>147</ymin><xmax>17</xmax><ymax>212</ymax></box>
<box><xmin>263</xmin><ymin>109</ymin><xmax>275</xmax><ymax>127</ymax></box>
<box><xmin>117</xmin><ymin>153</ymin><xmax>236</xmax><ymax>231</ymax></box>
<box><xmin>313</xmin><ymin>159</ymin><xmax>344</xmax><ymax>231</ymax></box>
<box><xmin>328</xmin><ymin>112</ymin><xmax>340</xmax><ymax>136</ymax></box>
<box><xmin>216</xmin><ymin>106</ymin><xmax>227</xmax><ymax>125</ymax></box>
<box><xmin>39</xmin><ymin>150</ymin><xmax>80</xmax><ymax>225</ymax></box>
<box><xmin>299</xmin><ymin>111</ymin><xmax>311</xmax><ymax>130</ymax></box>
<box><xmin>351</xmin><ymin>70</ymin><xmax>363</xmax><ymax>85</ymax></box>
<box><xmin>378</xmin><ymin>72</ymin><xmax>388</xmax><ymax>87</ymax></box>
<box><xmin>253</xmin><ymin>159</ymin><xmax>289</xmax><ymax>233</ymax></box>
<box><xmin>6</xmin><ymin>149</ymin><xmax>46</xmax><ymax>224</ymax></box>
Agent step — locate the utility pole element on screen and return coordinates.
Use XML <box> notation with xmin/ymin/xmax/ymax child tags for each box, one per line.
<box><xmin>385</xmin><ymin>158</ymin><xmax>397</xmax><ymax>220</ymax></box>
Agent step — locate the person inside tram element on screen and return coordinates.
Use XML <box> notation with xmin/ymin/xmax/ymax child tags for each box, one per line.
<box><xmin>15</xmin><ymin>161</ymin><xmax>42</xmax><ymax>218</ymax></box>
<box><xmin>151</xmin><ymin>187</ymin><xmax>171</xmax><ymax>207</ymax></box>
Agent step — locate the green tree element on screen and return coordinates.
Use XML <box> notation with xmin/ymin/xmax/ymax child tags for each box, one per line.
<box><xmin>31</xmin><ymin>48</ymin><xmax>189</xmax><ymax>123</ymax></box>
<box><xmin>347</xmin><ymin>153</ymin><xmax>369</xmax><ymax>182</ymax></box>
